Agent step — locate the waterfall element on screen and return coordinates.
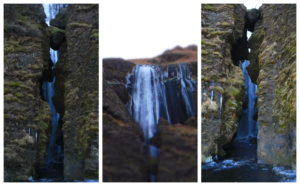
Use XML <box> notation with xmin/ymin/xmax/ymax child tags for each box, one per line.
<box><xmin>220</xmin><ymin>94</ymin><xmax>223</xmax><ymax>112</ymax></box>
<box><xmin>236</xmin><ymin>60</ymin><xmax>258</xmax><ymax>139</ymax></box>
<box><xmin>42</xmin><ymin>4</ymin><xmax>66</xmax><ymax>164</ymax></box>
<box><xmin>126</xmin><ymin>64</ymin><xmax>195</xmax><ymax>153</ymax></box>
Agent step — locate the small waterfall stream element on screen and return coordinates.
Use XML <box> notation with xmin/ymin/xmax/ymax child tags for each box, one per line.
<box><xmin>236</xmin><ymin>60</ymin><xmax>258</xmax><ymax>139</ymax></box>
<box><xmin>42</xmin><ymin>3</ymin><xmax>65</xmax><ymax>164</ymax></box>
<box><xmin>126</xmin><ymin>63</ymin><xmax>196</xmax><ymax>181</ymax></box>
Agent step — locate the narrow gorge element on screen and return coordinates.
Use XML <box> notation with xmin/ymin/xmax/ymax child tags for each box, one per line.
<box><xmin>4</xmin><ymin>4</ymin><xmax>99</xmax><ymax>182</ymax></box>
<box><xmin>103</xmin><ymin>46</ymin><xmax>198</xmax><ymax>182</ymax></box>
<box><xmin>201</xmin><ymin>4</ymin><xmax>296</xmax><ymax>182</ymax></box>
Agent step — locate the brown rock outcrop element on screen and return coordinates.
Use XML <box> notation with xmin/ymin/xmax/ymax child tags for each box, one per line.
<box><xmin>153</xmin><ymin>118</ymin><xmax>197</xmax><ymax>182</ymax></box>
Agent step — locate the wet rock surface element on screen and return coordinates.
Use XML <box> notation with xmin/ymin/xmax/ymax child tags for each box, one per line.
<box><xmin>202</xmin><ymin>139</ymin><xmax>295</xmax><ymax>182</ymax></box>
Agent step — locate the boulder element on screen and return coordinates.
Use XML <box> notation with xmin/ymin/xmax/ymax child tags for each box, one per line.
<box><xmin>246</xmin><ymin>8</ymin><xmax>261</xmax><ymax>32</ymax></box>
<box><xmin>184</xmin><ymin>117</ymin><xmax>197</xmax><ymax>128</ymax></box>
<box><xmin>49</xmin><ymin>26</ymin><xmax>65</xmax><ymax>50</ymax></box>
<box><xmin>50</xmin><ymin>8</ymin><xmax>67</xmax><ymax>29</ymax></box>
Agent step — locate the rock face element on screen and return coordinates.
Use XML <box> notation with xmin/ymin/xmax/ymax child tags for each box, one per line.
<box><xmin>202</xmin><ymin>4</ymin><xmax>296</xmax><ymax>170</ymax></box>
<box><xmin>103</xmin><ymin>46</ymin><xmax>197</xmax><ymax>182</ymax></box>
<box><xmin>50</xmin><ymin>8</ymin><xmax>67</xmax><ymax>29</ymax></box>
<box><xmin>201</xmin><ymin>4</ymin><xmax>246</xmax><ymax>160</ymax></box>
<box><xmin>102</xmin><ymin>59</ymin><xmax>148</xmax><ymax>181</ymax></box>
<box><xmin>4</xmin><ymin>4</ymin><xmax>52</xmax><ymax>181</ymax></box>
<box><xmin>154</xmin><ymin>118</ymin><xmax>197</xmax><ymax>182</ymax></box>
<box><xmin>246</xmin><ymin>8</ymin><xmax>261</xmax><ymax>32</ymax></box>
<box><xmin>49</xmin><ymin>26</ymin><xmax>65</xmax><ymax>50</ymax></box>
<box><xmin>52</xmin><ymin>4</ymin><xmax>99</xmax><ymax>180</ymax></box>
<box><xmin>247</xmin><ymin>4</ymin><xmax>296</xmax><ymax>168</ymax></box>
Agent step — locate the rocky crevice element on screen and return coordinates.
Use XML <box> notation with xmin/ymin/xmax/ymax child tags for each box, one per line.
<box><xmin>202</xmin><ymin>4</ymin><xmax>296</xmax><ymax>170</ymax></box>
<box><xmin>4</xmin><ymin>4</ymin><xmax>99</xmax><ymax>181</ymax></box>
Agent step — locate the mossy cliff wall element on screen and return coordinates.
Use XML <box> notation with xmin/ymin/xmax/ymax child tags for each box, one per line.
<box><xmin>247</xmin><ymin>4</ymin><xmax>296</xmax><ymax>168</ymax></box>
<box><xmin>52</xmin><ymin>4</ymin><xmax>99</xmax><ymax>180</ymax></box>
<box><xmin>201</xmin><ymin>4</ymin><xmax>246</xmax><ymax>161</ymax></box>
<box><xmin>4</xmin><ymin>4</ymin><xmax>52</xmax><ymax>181</ymax></box>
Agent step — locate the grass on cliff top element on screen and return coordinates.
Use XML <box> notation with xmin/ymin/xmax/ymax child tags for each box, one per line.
<box><xmin>49</xmin><ymin>26</ymin><xmax>65</xmax><ymax>35</ymax></box>
<box><xmin>202</xmin><ymin>4</ymin><xmax>215</xmax><ymax>11</ymax></box>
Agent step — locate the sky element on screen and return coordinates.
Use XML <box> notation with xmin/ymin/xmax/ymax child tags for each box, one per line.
<box><xmin>244</xmin><ymin>3</ymin><xmax>262</xmax><ymax>39</ymax></box>
<box><xmin>244</xmin><ymin>3</ymin><xmax>262</xmax><ymax>9</ymax></box>
<box><xmin>100</xmin><ymin>0</ymin><xmax>200</xmax><ymax>59</ymax></box>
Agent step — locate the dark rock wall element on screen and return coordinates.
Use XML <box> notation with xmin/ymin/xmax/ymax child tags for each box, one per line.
<box><xmin>4</xmin><ymin>4</ymin><xmax>52</xmax><ymax>181</ymax></box>
<box><xmin>102</xmin><ymin>59</ymin><xmax>147</xmax><ymax>181</ymax></box>
<box><xmin>52</xmin><ymin>4</ymin><xmax>99</xmax><ymax>180</ymax></box>
<box><xmin>247</xmin><ymin>4</ymin><xmax>296</xmax><ymax>168</ymax></box>
<box><xmin>201</xmin><ymin>4</ymin><xmax>246</xmax><ymax>161</ymax></box>
<box><xmin>155</xmin><ymin>118</ymin><xmax>197</xmax><ymax>182</ymax></box>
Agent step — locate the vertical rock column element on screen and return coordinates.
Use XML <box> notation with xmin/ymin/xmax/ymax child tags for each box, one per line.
<box><xmin>52</xmin><ymin>4</ymin><xmax>99</xmax><ymax>180</ymax></box>
<box><xmin>201</xmin><ymin>4</ymin><xmax>246</xmax><ymax>160</ymax></box>
<box><xmin>247</xmin><ymin>4</ymin><xmax>296</xmax><ymax>168</ymax></box>
<box><xmin>4</xmin><ymin>4</ymin><xmax>52</xmax><ymax>181</ymax></box>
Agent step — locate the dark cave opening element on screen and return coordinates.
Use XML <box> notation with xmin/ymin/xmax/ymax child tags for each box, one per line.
<box><xmin>231</xmin><ymin>27</ymin><xmax>249</xmax><ymax>66</ymax></box>
<box><xmin>39</xmin><ymin>56</ymin><xmax>54</xmax><ymax>101</ymax></box>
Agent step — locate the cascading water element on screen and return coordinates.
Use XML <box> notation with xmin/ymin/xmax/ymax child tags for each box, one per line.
<box><xmin>236</xmin><ymin>60</ymin><xmax>258</xmax><ymax>139</ymax></box>
<box><xmin>126</xmin><ymin>63</ymin><xmax>196</xmax><ymax>181</ymax></box>
<box><xmin>42</xmin><ymin>4</ymin><xmax>66</xmax><ymax>164</ymax></box>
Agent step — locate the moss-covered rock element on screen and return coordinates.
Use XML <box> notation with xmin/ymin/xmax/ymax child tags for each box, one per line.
<box><xmin>49</xmin><ymin>26</ymin><xmax>65</xmax><ymax>50</ymax></box>
<box><xmin>4</xmin><ymin>4</ymin><xmax>52</xmax><ymax>182</ymax></box>
<box><xmin>51</xmin><ymin>4</ymin><xmax>99</xmax><ymax>181</ymax></box>
<box><xmin>201</xmin><ymin>4</ymin><xmax>246</xmax><ymax>159</ymax></box>
<box><xmin>248</xmin><ymin>4</ymin><xmax>296</xmax><ymax>168</ymax></box>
